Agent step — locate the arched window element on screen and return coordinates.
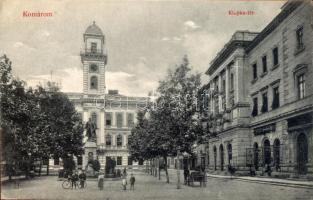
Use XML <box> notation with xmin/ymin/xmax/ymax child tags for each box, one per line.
<box><xmin>213</xmin><ymin>146</ymin><xmax>217</xmax><ymax>171</ymax></box>
<box><xmin>105</xmin><ymin>135</ymin><xmax>111</xmax><ymax>146</ymax></box>
<box><xmin>263</xmin><ymin>139</ymin><xmax>271</xmax><ymax>165</ymax></box>
<box><xmin>253</xmin><ymin>142</ymin><xmax>259</xmax><ymax>170</ymax></box>
<box><xmin>90</xmin><ymin>76</ymin><xmax>98</xmax><ymax>89</ymax></box>
<box><xmin>116</xmin><ymin>135</ymin><xmax>123</xmax><ymax>147</ymax></box>
<box><xmin>89</xmin><ymin>64</ymin><xmax>98</xmax><ymax>73</ymax></box>
<box><xmin>273</xmin><ymin>139</ymin><xmax>280</xmax><ymax>171</ymax></box>
<box><xmin>227</xmin><ymin>143</ymin><xmax>232</xmax><ymax>165</ymax></box>
<box><xmin>219</xmin><ymin>144</ymin><xmax>224</xmax><ymax>171</ymax></box>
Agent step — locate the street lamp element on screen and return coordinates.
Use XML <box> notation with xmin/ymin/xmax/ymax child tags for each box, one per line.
<box><xmin>27</xmin><ymin>152</ymin><xmax>32</xmax><ymax>179</ymax></box>
<box><xmin>176</xmin><ymin>147</ymin><xmax>181</xmax><ymax>189</ymax></box>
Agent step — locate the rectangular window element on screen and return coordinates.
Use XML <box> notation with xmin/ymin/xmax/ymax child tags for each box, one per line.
<box><xmin>272</xmin><ymin>87</ymin><xmax>280</xmax><ymax>109</ymax></box>
<box><xmin>117</xmin><ymin>157</ymin><xmax>122</xmax><ymax>165</ymax></box>
<box><xmin>105</xmin><ymin>135</ymin><xmax>111</xmax><ymax>146</ymax></box>
<box><xmin>116</xmin><ymin>135</ymin><xmax>123</xmax><ymax>147</ymax></box>
<box><xmin>43</xmin><ymin>158</ymin><xmax>49</xmax><ymax>165</ymax></box>
<box><xmin>230</xmin><ymin>73</ymin><xmax>234</xmax><ymax>91</ymax></box>
<box><xmin>214</xmin><ymin>77</ymin><xmax>219</xmax><ymax>92</ymax></box>
<box><xmin>214</xmin><ymin>96</ymin><xmax>219</xmax><ymax>114</ymax></box>
<box><xmin>252</xmin><ymin>97</ymin><xmax>258</xmax><ymax>117</ymax></box>
<box><xmin>54</xmin><ymin>156</ymin><xmax>59</xmax><ymax>165</ymax></box>
<box><xmin>221</xmin><ymin>96</ymin><xmax>226</xmax><ymax>111</ymax></box>
<box><xmin>77</xmin><ymin>156</ymin><xmax>83</xmax><ymax>165</ymax></box>
<box><xmin>252</xmin><ymin>63</ymin><xmax>257</xmax><ymax>80</ymax></box>
<box><xmin>261</xmin><ymin>92</ymin><xmax>268</xmax><ymax>113</ymax></box>
<box><xmin>222</xmin><ymin>79</ymin><xmax>226</xmax><ymax>93</ymax></box>
<box><xmin>91</xmin><ymin>42</ymin><xmax>97</xmax><ymax>53</ymax></box>
<box><xmin>116</xmin><ymin>113</ymin><xmax>123</xmax><ymax>128</ymax></box>
<box><xmin>296</xmin><ymin>27</ymin><xmax>304</xmax><ymax>49</ymax></box>
<box><xmin>272</xmin><ymin>47</ymin><xmax>279</xmax><ymax>66</ymax></box>
<box><xmin>127</xmin><ymin>113</ymin><xmax>134</xmax><ymax>127</ymax></box>
<box><xmin>298</xmin><ymin>74</ymin><xmax>305</xmax><ymax>99</ymax></box>
<box><xmin>262</xmin><ymin>55</ymin><xmax>267</xmax><ymax>73</ymax></box>
<box><xmin>128</xmin><ymin>157</ymin><xmax>133</xmax><ymax>165</ymax></box>
<box><xmin>105</xmin><ymin>113</ymin><xmax>112</xmax><ymax>127</ymax></box>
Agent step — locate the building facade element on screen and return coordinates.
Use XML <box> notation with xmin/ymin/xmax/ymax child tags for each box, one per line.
<box><xmin>51</xmin><ymin>22</ymin><xmax>148</xmax><ymax>172</ymax></box>
<box><xmin>201</xmin><ymin>1</ymin><xmax>313</xmax><ymax>177</ymax></box>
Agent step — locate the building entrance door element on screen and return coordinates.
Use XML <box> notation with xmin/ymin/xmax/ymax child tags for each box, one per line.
<box><xmin>297</xmin><ymin>133</ymin><xmax>308</xmax><ymax>175</ymax></box>
<box><xmin>219</xmin><ymin>145</ymin><xmax>224</xmax><ymax>171</ymax></box>
<box><xmin>213</xmin><ymin>146</ymin><xmax>217</xmax><ymax>171</ymax></box>
<box><xmin>263</xmin><ymin>139</ymin><xmax>271</xmax><ymax>165</ymax></box>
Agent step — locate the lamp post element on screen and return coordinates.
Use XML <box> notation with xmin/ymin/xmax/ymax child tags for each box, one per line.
<box><xmin>176</xmin><ymin>147</ymin><xmax>181</xmax><ymax>189</ymax></box>
<box><xmin>27</xmin><ymin>152</ymin><xmax>32</xmax><ymax>179</ymax></box>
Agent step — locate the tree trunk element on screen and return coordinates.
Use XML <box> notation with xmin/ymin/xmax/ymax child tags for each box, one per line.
<box><xmin>158</xmin><ymin>157</ymin><xmax>161</xmax><ymax>180</ymax></box>
<box><xmin>177</xmin><ymin>150</ymin><xmax>181</xmax><ymax>189</ymax></box>
<box><xmin>164</xmin><ymin>156</ymin><xmax>169</xmax><ymax>183</ymax></box>
<box><xmin>150</xmin><ymin>159</ymin><xmax>153</xmax><ymax>175</ymax></box>
<box><xmin>39</xmin><ymin>160</ymin><xmax>42</xmax><ymax>176</ymax></box>
<box><xmin>155</xmin><ymin>159</ymin><xmax>157</xmax><ymax>177</ymax></box>
<box><xmin>46</xmin><ymin>159</ymin><xmax>49</xmax><ymax>176</ymax></box>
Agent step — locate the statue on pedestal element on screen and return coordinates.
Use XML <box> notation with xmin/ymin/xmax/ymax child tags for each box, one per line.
<box><xmin>85</xmin><ymin>118</ymin><xmax>97</xmax><ymax>142</ymax></box>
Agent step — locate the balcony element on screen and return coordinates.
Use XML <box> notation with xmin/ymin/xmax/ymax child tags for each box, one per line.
<box><xmin>97</xmin><ymin>145</ymin><xmax>128</xmax><ymax>153</ymax></box>
<box><xmin>80</xmin><ymin>48</ymin><xmax>107</xmax><ymax>62</ymax></box>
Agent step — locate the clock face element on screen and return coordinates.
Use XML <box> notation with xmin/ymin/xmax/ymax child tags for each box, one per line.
<box><xmin>90</xmin><ymin>64</ymin><xmax>98</xmax><ymax>72</ymax></box>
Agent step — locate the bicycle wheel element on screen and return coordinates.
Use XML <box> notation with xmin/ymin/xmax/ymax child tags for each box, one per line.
<box><xmin>62</xmin><ymin>180</ymin><xmax>71</xmax><ymax>189</ymax></box>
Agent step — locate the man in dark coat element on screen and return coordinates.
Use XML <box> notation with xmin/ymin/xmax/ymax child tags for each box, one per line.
<box><xmin>130</xmin><ymin>173</ymin><xmax>136</xmax><ymax>190</ymax></box>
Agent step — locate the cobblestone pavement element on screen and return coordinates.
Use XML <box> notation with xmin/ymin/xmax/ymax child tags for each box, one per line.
<box><xmin>2</xmin><ymin>171</ymin><xmax>313</xmax><ymax>200</ymax></box>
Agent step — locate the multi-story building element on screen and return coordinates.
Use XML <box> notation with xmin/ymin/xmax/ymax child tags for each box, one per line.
<box><xmin>202</xmin><ymin>31</ymin><xmax>259</xmax><ymax>173</ymax></box>
<box><xmin>50</xmin><ymin>22</ymin><xmax>148</xmax><ymax>172</ymax></box>
<box><xmin>201</xmin><ymin>1</ymin><xmax>313</xmax><ymax>177</ymax></box>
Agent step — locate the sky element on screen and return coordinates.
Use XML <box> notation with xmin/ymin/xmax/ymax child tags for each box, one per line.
<box><xmin>0</xmin><ymin>0</ymin><xmax>286</xmax><ymax>96</ymax></box>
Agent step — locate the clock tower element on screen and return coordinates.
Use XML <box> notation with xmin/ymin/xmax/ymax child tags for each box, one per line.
<box><xmin>80</xmin><ymin>21</ymin><xmax>107</xmax><ymax>96</ymax></box>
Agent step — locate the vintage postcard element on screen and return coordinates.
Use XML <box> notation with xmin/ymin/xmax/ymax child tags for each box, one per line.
<box><xmin>1</xmin><ymin>0</ymin><xmax>313</xmax><ymax>199</ymax></box>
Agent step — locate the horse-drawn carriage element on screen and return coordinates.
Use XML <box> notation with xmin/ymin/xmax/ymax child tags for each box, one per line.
<box><xmin>187</xmin><ymin>171</ymin><xmax>206</xmax><ymax>187</ymax></box>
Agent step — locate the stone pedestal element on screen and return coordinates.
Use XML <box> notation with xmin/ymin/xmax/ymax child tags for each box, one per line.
<box><xmin>83</xmin><ymin>141</ymin><xmax>97</xmax><ymax>177</ymax></box>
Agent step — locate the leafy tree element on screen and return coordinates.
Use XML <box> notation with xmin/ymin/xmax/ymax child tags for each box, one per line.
<box><xmin>63</xmin><ymin>156</ymin><xmax>76</xmax><ymax>173</ymax></box>
<box><xmin>0</xmin><ymin>55</ymin><xmax>84</xmax><ymax>177</ymax></box>
<box><xmin>129</xmin><ymin>56</ymin><xmax>203</xmax><ymax>184</ymax></box>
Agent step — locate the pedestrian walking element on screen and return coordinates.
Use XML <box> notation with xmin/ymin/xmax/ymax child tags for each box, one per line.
<box><xmin>98</xmin><ymin>172</ymin><xmax>104</xmax><ymax>190</ymax></box>
<box><xmin>129</xmin><ymin>173</ymin><xmax>135</xmax><ymax>190</ymax></box>
<box><xmin>183</xmin><ymin>168</ymin><xmax>189</xmax><ymax>185</ymax></box>
<box><xmin>250</xmin><ymin>165</ymin><xmax>256</xmax><ymax>177</ymax></box>
<box><xmin>123</xmin><ymin>167</ymin><xmax>127</xmax><ymax>177</ymax></box>
<box><xmin>79</xmin><ymin>170</ymin><xmax>86</xmax><ymax>188</ymax></box>
<box><xmin>71</xmin><ymin>171</ymin><xmax>79</xmax><ymax>189</ymax></box>
<box><xmin>122</xmin><ymin>176</ymin><xmax>127</xmax><ymax>190</ymax></box>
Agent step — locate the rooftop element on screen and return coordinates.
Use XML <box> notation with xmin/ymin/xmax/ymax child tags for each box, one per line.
<box><xmin>206</xmin><ymin>31</ymin><xmax>259</xmax><ymax>75</ymax></box>
<box><xmin>84</xmin><ymin>21</ymin><xmax>104</xmax><ymax>36</ymax></box>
